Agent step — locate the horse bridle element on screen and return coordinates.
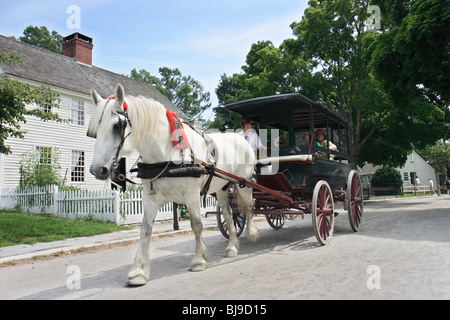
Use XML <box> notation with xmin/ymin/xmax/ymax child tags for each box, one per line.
<box><xmin>104</xmin><ymin>97</ymin><xmax>134</xmax><ymax>183</ymax></box>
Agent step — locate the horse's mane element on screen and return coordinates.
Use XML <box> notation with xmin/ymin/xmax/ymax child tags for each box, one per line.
<box><xmin>88</xmin><ymin>95</ymin><xmax>167</xmax><ymax>150</ymax></box>
<box><xmin>127</xmin><ymin>96</ymin><xmax>167</xmax><ymax>150</ymax></box>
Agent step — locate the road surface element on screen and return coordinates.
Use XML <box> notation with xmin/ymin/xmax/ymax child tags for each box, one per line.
<box><xmin>0</xmin><ymin>196</ymin><xmax>449</xmax><ymax>301</ymax></box>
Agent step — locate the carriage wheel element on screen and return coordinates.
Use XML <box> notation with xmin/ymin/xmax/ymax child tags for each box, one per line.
<box><xmin>312</xmin><ymin>181</ymin><xmax>335</xmax><ymax>245</ymax></box>
<box><xmin>347</xmin><ymin>170</ymin><xmax>364</xmax><ymax>232</ymax></box>
<box><xmin>266</xmin><ymin>213</ymin><xmax>286</xmax><ymax>230</ymax></box>
<box><xmin>216</xmin><ymin>204</ymin><xmax>246</xmax><ymax>239</ymax></box>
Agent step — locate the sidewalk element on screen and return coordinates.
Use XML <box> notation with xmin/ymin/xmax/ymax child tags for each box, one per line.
<box><xmin>2</xmin><ymin>196</ymin><xmax>443</xmax><ymax>265</ymax></box>
<box><xmin>0</xmin><ymin>216</ymin><xmax>219</xmax><ymax>265</ymax></box>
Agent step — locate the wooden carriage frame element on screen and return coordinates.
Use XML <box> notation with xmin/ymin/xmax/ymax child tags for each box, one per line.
<box><xmin>207</xmin><ymin>93</ymin><xmax>364</xmax><ymax>245</ymax></box>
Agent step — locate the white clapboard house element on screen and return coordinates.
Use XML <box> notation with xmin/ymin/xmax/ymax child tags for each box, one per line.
<box><xmin>360</xmin><ymin>150</ymin><xmax>441</xmax><ymax>193</ymax></box>
<box><xmin>0</xmin><ymin>33</ymin><xmax>188</xmax><ymax>190</ymax></box>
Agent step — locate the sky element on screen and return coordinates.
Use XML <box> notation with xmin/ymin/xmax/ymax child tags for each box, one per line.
<box><xmin>0</xmin><ymin>0</ymin><xmax>308</xmax><ymax>120</ymax></box>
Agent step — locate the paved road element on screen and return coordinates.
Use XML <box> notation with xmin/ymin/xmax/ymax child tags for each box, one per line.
<box><xmin>0</xmin><ymin>196</ymin><xmax>449</xmax><ymax>301</ymax></box>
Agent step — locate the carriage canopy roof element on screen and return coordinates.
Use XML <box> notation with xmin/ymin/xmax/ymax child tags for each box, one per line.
<box><xmin>226</xmin><ymin>93</ymin><xmax>348</xmax><ymax>131</ymax></box>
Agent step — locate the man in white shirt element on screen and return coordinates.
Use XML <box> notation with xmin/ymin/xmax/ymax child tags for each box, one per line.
<box><xmin>429</xmin><ymin>178</ymin><xmax>437</xmax><ymax>195</ymax></box>
<box><xmin>237</xmin><ymin>118</ymin><xmax>267</xmax><ymax>156</ymax></box>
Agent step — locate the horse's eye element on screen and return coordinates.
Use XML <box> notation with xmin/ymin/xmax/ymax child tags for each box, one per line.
<box><xmin>113</xmin><ymin>122</ymin><xmax>120</xmax><ymax>132</ymax></box>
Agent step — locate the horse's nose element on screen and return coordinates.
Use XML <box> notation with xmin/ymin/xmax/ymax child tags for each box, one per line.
<box><xmin>90</xmin><ymin>166</ymin><xmax>110</xmax><ymax>180</ymax></box>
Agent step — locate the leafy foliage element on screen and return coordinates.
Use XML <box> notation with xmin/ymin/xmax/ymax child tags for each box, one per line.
<box><xmin>16</xmin><ymin>26</ymin><xmax>63</xmax><ymax>54</ymax></box>
<box><xmin>130</xmin><ymin>67</ymin><xmax>211</xmax><ymax>122</ymax></box>
<box><xmin>18</xmin><ymin>147</ymin><xmax>63</xmax><ymax>189</ymax></box>
<box><xmin>213</xmin><ymin>0</ymin><xmax>449</xmax><ymax>167</ymax></box>
<box><xmin>371</xmin><ymin>166</ymin><xmax>403</xmax><ymax>189</ymax></box>
<box><xmin>0</xmin><ymin>52</ymin><xmax>64</xmax><ymax>154</ymax></box>
<box><xmin>416</xmin><ymin>142</ymin><xmax>450</xmax><ymax>176</ymax></box>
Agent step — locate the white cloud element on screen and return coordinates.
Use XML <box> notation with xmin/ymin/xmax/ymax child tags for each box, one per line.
<box><xmin>184</xmin><ymin>11</ymin><xmax>300</xmax><ymax>59</ymax></box>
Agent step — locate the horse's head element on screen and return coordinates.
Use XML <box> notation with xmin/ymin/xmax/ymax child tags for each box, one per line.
<box><xmin>88</xmin><ymin>84</ymin><xmax>133</xmax><ymax>180</ymax></box>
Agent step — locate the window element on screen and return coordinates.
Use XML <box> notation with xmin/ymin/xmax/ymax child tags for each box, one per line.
<box><xmin>40</xmin><ymin>103</ymin><xmax>52</xmax><ymax>114</ymax></box>
<box><xmin>36</xmin><ymin>146</ymin><xmax>52</xmax><ymax>166</ymax></box>
<box><xmin>71</xmin><ymin>99</ymin><xmax>85</xmax><ymax>126</ymax></box>
<box><xmin>403</xmin><ymin>172</ymin><xmax>409</xmax><ymax>182</ymax></box>
<box><xmin>71</xmin><ymin>150</ymin><xmax>85</xmax><ymax>182</ymax></box>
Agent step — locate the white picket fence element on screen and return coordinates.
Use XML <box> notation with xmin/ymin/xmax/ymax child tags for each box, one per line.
<box><xmin>0</xmin><ymin>185</ymin><xmax>217</xmax><ymax>225</ymax></box>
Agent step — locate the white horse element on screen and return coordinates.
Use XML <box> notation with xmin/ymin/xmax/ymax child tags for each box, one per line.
<box><xmin>88</xmin><ymin>84</ymin><xmax>260</xmax><ymax>286</ymax></box>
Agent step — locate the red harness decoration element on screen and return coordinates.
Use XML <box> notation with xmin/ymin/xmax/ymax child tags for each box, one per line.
<box><xmin>107</xmin><ymin>95</ymin><xmax>129</xmax><ymax>110</ymax></box>
<box><xmin>166</xmin><ymin>110</ymin><xmax>189</xmax><ymax>150</ymax></box>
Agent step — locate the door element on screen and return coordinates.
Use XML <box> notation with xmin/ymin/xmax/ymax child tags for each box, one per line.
<box><xmin>111</xmin><ymin>158</ymin><xmax>126</xmax><ymax>191</ymax></box>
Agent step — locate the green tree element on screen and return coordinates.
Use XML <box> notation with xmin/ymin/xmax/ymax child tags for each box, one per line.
<box><xmin>215</xmin><ymin>0</ymin><xmax>449</xmax><ymax>168</ymax></box>
<box><xmin>130</xmin><ymin>67</ymin><xmax>211</xmax><ymax>121</ymax></box>
<box><xmin>288</xmin><ymin>0</ymin><xmax>397</xmax><ymax>167</ymax></box>
<box><xmin>214</xmin><ymin>40</ymin><xmax>321</xmax><ymax>130</ymax></box>
<box><xmin>370</xmin><ymin>0</ymin><xmax>449</xmax><ymax>105</ymax></box>
<box><xmin>416</xmin><ymin>142</ymin><xmax>450</xmax><ymax>177</ymax></box>
<box><xmin>17</xmin><ymin>26</ymin><xmax>63</xmax><ymax>54</ymax></box>
<box><xmin>363</xmin><ymin>0</ymin><xmax>450</xmax><ymax>166</ymax></box>
<box><xmin>0</xmin><ymin>52</ymin><xmax>63</xmax><ymax>154</ymax></box>
<box><xmin>371</xmin><ymin>166</ymin><xmax>403</xmax><ymax>189</ymax></box>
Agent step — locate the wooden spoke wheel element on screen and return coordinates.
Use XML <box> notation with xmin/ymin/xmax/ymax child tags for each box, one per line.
<box><xmin>312</xmin><ymin>181</ymin><xmax>335</xmax><ymax>245</ymax></box>
<box><xmin>347</xmin><ymin>170</ymin><xmax>364</xmax><ymax>232</ymax></box>
<box><xmin>266</xmin><ymin>213</ymin><xmax>286</xmax><ymax>230</ymax></box>
<box><xmin>216</xmin><ymin>203</ymin><xmax>246</xmax><ymax>239</ymax></box>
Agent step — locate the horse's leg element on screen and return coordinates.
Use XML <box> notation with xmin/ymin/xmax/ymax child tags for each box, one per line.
<box><xmin>238</xmin><ymin>186</ymin><xmax>261</xmax><ymax>243</ymax></box>
<box><xmin>216</xmin><ymin>188</ymin><xmax>239</xmax><ymax>257</ymax></box>
<box><xmin>185</xmin><ymin>197</ymin><xmax>209</xmax><ymax>272</ymax></box>
<box><xmin>128</xmin><ymin>195</ymin><xmax>160</xmax><ymax>286</ymax></box>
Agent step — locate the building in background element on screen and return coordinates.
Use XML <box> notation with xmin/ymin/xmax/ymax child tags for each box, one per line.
<box><xmin>0</xmin><ymin>33</ymin><xmax>187</xmax><ymax>190</ymax></box>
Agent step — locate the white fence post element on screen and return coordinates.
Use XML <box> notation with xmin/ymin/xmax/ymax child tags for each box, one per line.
<box><xmin>113</xmin><ymin>190</ymin><xmax>122</xmax><ymax>225</ymax></box>
<box><xmin>52</xmin><ymin>185</ymin><xmax>58</xmax><ymax>216</ymax></box>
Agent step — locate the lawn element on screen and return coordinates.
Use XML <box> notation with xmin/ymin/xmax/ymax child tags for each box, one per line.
<box><xmin>0</xmin><ymin>210</ymin><xmax>129</xmax><ymax>247</ymax></box>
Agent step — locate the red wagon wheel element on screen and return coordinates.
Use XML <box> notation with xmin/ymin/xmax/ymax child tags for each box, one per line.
<box><xmin>216</xmin><ymin>203</ymin><xmax>246</xmax><ymax>239</ymax></box>
<box><xmin>266</xmin><ymin>213</ymin><xmax>286</xmax><ymax>230</ymax></box>
<box><xmin>312</xmin><ymin>181</ymin><xmax>335</xmax><ymax>245</ymax></box>
<box><xmin>347</xmin><ymin>170</ymin><xmax>364</xmax><ymax>232</ymax></box>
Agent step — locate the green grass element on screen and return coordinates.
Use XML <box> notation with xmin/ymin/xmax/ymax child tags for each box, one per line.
<box><xmin>401</xmin><ymin>193</ymin><xmax>433</xmax><ymax>198</ymax></box>
<box><xmin>0</xmin><ymin>210</ymin><xmax>129</xmax><ymax>247</ymax></box>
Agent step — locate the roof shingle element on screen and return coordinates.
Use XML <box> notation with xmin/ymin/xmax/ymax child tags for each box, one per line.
<box><xmin>0</xmin><ymin>34</ymin><xmax>188</xmax><ymax>119</ymax></box>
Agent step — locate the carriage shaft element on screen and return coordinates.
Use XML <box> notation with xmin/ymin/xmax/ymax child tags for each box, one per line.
<box><xmin>192</xmin><ymin>155</ymin><xmax>294</xmax><ymax>203</ymax></box>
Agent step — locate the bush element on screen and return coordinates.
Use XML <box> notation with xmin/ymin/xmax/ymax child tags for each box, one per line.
<box><xmin>18</xmin><ymin>147</ymin><xmax>63</xmax><ymax>189</ymax></box>
<box><xmin>371</xmin><ymin>167</ymin><xmax>403</xmax><ymax>189</ymax></box>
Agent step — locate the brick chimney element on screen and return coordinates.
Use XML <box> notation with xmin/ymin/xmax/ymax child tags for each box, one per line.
<box><xmin>62</xmin><ymin>33</ymin><xmax>94</xmax><ymax>65</ymax></box>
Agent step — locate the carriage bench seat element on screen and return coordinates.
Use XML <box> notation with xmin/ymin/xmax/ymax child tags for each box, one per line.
<box><xmin>257</xmin><ymin>154</ymin><xmax>313</xmax><ymax>166</ymax></box>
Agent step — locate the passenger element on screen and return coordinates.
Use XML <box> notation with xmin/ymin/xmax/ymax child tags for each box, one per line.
<box><xmin>315</xmin><ymin>129</ymin><xmax>337</xmax><ymax>160</ymax></box>
<box><xmin>238</xmin><ymin>118</ymin><xmax>267</xmax><ymax>156</ymax></box>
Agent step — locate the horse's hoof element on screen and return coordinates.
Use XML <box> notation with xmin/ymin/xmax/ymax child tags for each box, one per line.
<box><xmin>225</xmin><ymin>247</ymin><xmax>238</xmax><ymax>258</ymax></box>
<box><xmin>128</xmin><ymin>275</ymin><xmax>147</xmax><ymax>287</ymax></box>
<box><xmin>246</xmin><ymin>230</ymin><xmax>261</xmax><ymax>243</ymax></box>
<box><xmin>189</xmin><ymin>262</ymin><xmax>207</xmax><ymax>272</ymax></box>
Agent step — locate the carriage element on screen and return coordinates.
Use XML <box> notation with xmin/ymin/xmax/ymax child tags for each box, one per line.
<box><xmin>208</xmin><ymin>93</ymin><xmax>364</xmax><ymax>245</ymax></box>
<box><xmin>89</xmin><ymin>85</ymin><xmax>365</xmax><ymax>285</ymax></box>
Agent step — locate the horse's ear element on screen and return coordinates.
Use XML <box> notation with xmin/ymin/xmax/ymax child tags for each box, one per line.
<box><xmin>91</xmin><ymin>88</ymin><xmax>103</xmax><ymax>106</ymax></box>
<box><xmin>115</xmin><ymin>84</ymin><xmax>125</xmax><ymax>109</ymax></box>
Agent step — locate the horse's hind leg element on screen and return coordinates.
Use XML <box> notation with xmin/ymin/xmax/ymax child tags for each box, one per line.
<box><xmin>216</xmin><ymin>188</ymin><xmax>239</xmax><ymax>257</ymax></box>
<box><xmin>237</xmin><ymin>186</ymin><xmax>261</xmax><ymax>243</ymax></box>
<box><xmin>186</xmin><ymin>197</ymin><xmax>209</xmax><ymax>272</ymax></box>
